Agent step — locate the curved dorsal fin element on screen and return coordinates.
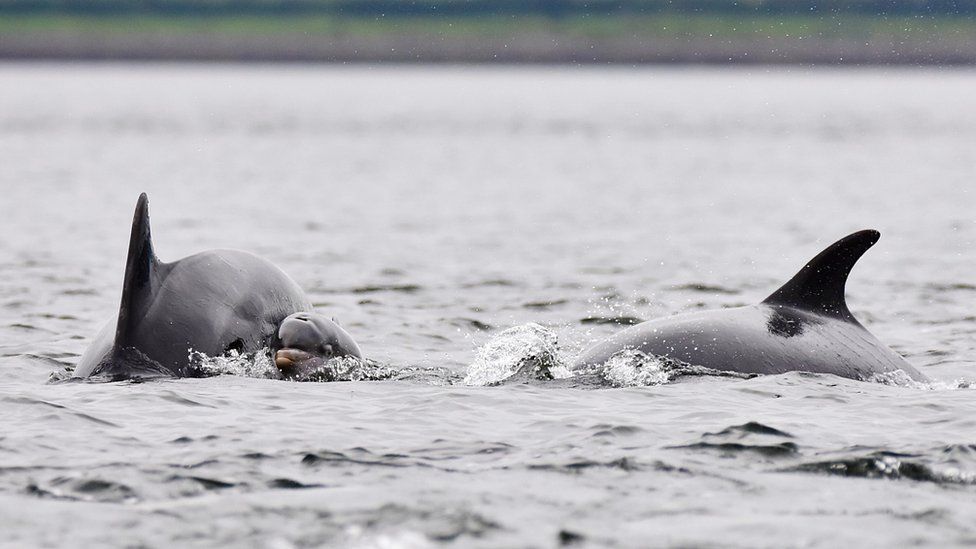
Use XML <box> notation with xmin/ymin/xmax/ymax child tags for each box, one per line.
<box><xmin>114</xmin><ymin>193</ymin><xmax>165</xmax><ymax>346</ymax></box>
<box><xmin>761</xmin><ymin>230</ymin><xmax>880</xmax><ymax>323</ymax></box>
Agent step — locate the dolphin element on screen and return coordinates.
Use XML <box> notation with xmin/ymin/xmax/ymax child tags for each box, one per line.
<box><xmin>573</xmin><ymin>230</ymin><xmax>928</xmax><ymax>382</ymax></box>
<box><xmin>74</xmin><ymin>194</ymin><xmax>362</xmax><ymax>380</ymax></box>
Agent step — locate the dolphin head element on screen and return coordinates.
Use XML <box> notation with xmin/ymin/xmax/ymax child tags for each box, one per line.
<box><xmin>273</xmin><ymin>312</ymin><xmax>363</xmax><ymax>376</ymax></box>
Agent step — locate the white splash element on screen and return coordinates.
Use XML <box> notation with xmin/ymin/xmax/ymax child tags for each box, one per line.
<box><xmin>189</xmin><ymin>348</ymin><xmax>280</xmax><ymax>379</ymax></box>
<box><xmin>598</xmin><ymin>349</ymin><xmax>674</xmax><ymax>387</ymax></box>
<box><xmin>576</xmin><ymin>349</ymin><xmax>753</xmax><ymax>387</ymax></box>
<box><xmin>464</xmin><ymin>323</ymin><xmax>571</xmax><ymax>386</ymax></box>
<box><xmin>870</xmin><ymin>369</ymin><xmax>974</xmax><ymax>390</ymax></box>
<box><xmin>190</xmin><ymin>348</ymin><xmax>395</xmax><ymax>382</ymax></box>
<box><xmin>344</xmin><ymin>527</ymin><xmax>433</xmax><ymax>549</ymax></box>
<box><xmin>284</xmin><ymin>356</ymin><xmax>395</xmax><ymax>382</ymax></box>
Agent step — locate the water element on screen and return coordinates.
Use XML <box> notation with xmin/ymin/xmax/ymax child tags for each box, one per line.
<box><xmin>2</xmin><ymin>64</ymin><xmax>976</xmax><ymax>547</ymax></box>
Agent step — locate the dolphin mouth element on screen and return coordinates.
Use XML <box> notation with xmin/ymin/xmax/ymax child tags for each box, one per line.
<box><xmin>274</xmin><ymin>348</ymin><xmax>317</xmax><ymax>371</ymax></box>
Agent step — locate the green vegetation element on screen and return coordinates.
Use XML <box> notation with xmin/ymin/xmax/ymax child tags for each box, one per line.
<box><xmin>2</xmin><ymin>0</ymin><xmax>976</xmax><ymax>17</ymax></box>
<box><xmin>2</xmin><ymin>3</ymin><xmax>973</xmax><ymax>63</ymax></box>
<box><xmin>2</xmin><ymin>12</ymin><xmax>974</xmax><ymax>40</ymax></box>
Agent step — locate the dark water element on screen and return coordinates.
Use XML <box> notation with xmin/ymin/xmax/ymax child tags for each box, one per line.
<box><xmin>2</xmin><ymin>64</ymin><xmax>976</xmax><ymax>547</ymax></box>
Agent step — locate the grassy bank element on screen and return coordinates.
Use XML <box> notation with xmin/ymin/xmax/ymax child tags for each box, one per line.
<box><xmin>2</xmin><ymin>13</ymin><xmax>975</xmax><ymax>63</ymax></box>
<box><xmin>3</xmin><ymin>12</ymin><xmax>975</xmax><ymax>38</ymax></box>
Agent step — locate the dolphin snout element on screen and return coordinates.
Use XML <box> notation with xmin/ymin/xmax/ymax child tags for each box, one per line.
<box><xmin>275</xmin><ymin>348</ymin><xmax>315</xmax><ymax>370</ymax></box>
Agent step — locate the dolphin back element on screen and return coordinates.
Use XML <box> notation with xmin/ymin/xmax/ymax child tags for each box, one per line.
<box><xmin>74</xmin><ymin>194</ymin><xmax>312</xmax><ymax>379</ymax></box>
<box><xmin>574</xmin><ymin>230</ymin><xmax>929</xmax><ymax>382</ymax></box>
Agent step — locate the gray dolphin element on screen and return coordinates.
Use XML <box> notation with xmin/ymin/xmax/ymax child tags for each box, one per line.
<box><xmin>573</xmin><ymin>230</ymin><xmax>928</xmax><ymax>382</ymax></box>
<box><xmin>75</xmin><ymin>194</ymin><xmax>362</xmax><ymax>380</ymax></box>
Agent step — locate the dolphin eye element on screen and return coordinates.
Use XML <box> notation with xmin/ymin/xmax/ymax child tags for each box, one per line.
<box><xmin>321</xmin><ymin>344</ymin><xmax>334</xmax><ymax>357</ymax></box>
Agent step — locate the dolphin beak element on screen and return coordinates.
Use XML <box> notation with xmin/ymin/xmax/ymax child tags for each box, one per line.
<box><xmin>275</xmin><ymin>348</ymin><xmax>314</xmax><ymax>370</ymax></box>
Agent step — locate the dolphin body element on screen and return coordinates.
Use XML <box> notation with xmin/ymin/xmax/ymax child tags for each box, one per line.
<box><xmin>573</xmin><ymin>230</ymin><xmax>928</xmax><ymax>382</ymax></box>
<box><xmin>75</xmin><ymin>194</ymin><xmax>360</xmax><ymax>379</ymax></box>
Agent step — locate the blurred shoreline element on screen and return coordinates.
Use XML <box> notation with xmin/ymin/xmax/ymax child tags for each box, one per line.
<box><xmin>3</xmin><ymin>14</ymin><xmax>976</xmax><ymax>65</ymax></box>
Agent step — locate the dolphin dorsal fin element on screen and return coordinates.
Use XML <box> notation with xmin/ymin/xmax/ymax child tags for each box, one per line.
<box><xmin>114</xmin><ymin>193</ymin><xmax>165</xmax><ymax>345</ymax></box>
<box><xmin>761</xmin><ymin>230</ymin><xmax>880</xmax><ymax>323</ymax></box>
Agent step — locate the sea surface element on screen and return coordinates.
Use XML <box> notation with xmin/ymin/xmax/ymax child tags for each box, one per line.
<box><xmin>1</xmin><ymin>64</ymin><xmax>976</xmax><ymax>548</ymax></box>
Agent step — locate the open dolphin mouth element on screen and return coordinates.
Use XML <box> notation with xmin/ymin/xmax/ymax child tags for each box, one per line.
<box><xmin>274</xmin><ymin>348</ymin><xmax>317</xmax><ymax>370</ymax></box>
